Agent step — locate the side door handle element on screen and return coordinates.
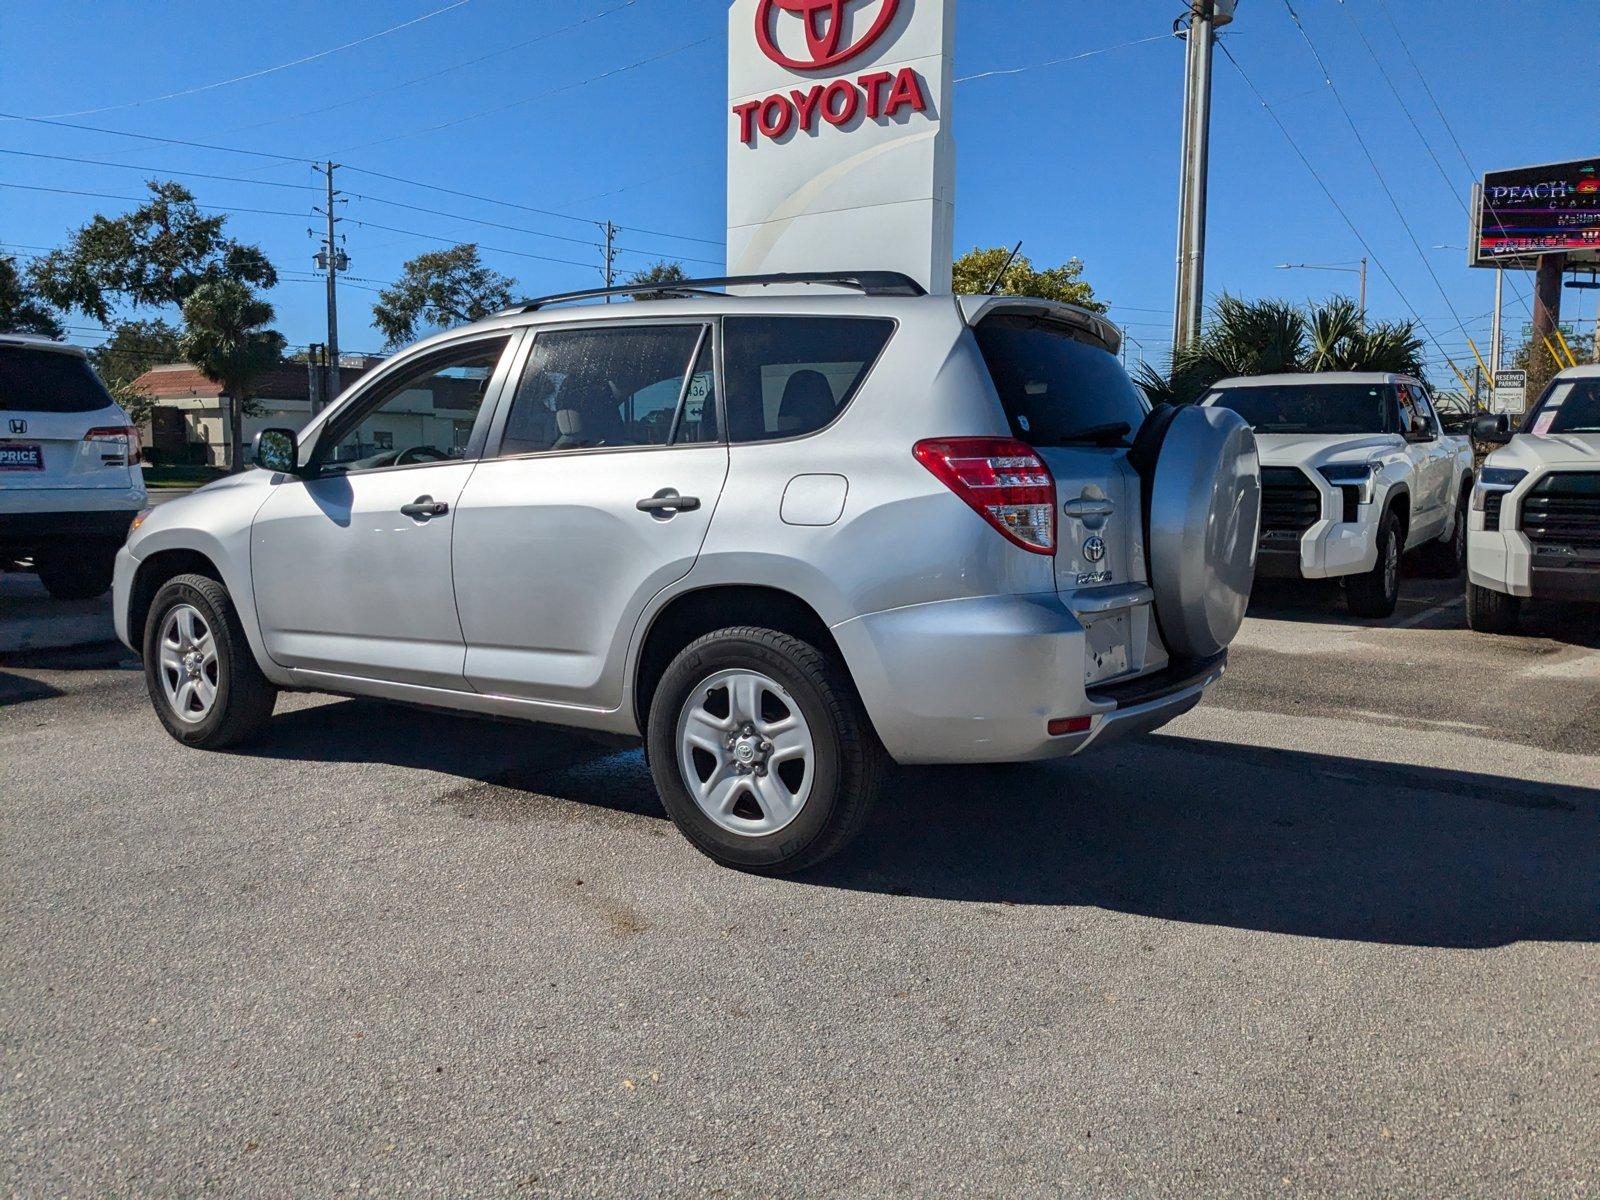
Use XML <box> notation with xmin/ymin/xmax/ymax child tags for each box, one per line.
<box><xmin>1063</xmin><ymin>497</ymin><xmax>1116</xmax><ymax>519</ymax></box>
<box><xmin>636</xmin><ymin>488</ymin><xmax>701</xmax><ymax>517</ymax></box>
<box><xmin>400</xmin><ymin>496</ymin><xmax>449</xmax><ymax>520</ymax></box>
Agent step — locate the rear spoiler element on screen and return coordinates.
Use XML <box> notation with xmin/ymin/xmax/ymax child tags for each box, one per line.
<box><xmin>957</xmin><ymin>296</ymin><xmax>1123</xmax><ymax>358</ymax></box>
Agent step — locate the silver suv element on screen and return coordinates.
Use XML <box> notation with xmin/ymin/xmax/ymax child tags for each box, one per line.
<box><xmin>115</xmin><ymin>272</ymin><xmax>1260</xmax><ymax>873</ymax></box>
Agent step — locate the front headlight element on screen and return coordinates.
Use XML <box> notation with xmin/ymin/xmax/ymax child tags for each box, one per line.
<box><xmin>1472</xmin><ymin>467</ymin><xmax>1528</xmax><ymax>512</ymax></box>
<box><xmin>1317</xmin><ymin>462</ymin><xmax>1377</xmax><ymax>505</ymax></box>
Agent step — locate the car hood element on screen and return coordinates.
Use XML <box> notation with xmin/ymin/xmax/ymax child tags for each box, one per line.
<box><xmin>1489</xmin><ymin>432</ymin><xmax>1600</xmax><ymax>472</ymax></box>
<box><xmin>1252</xmin><ymin>432</ymin><xmax>1402</xmax><ymax>469</ymax></box>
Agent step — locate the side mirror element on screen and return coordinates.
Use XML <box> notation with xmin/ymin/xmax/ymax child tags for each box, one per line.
<box><xmin>1472</xmin><ymin>413</ymin><xmax>1512</xmax><ymax>445</ymax></box>
<box><xmin>252</xmin><ymin>427</ymin><xmax>300</xmax><ymax>474</ymax></box>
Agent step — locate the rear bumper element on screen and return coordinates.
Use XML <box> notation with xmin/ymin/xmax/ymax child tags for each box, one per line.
<box><xmin>830</xmin><ymin>591</ymin><xmax>1223</xmax><ymax>765</ymax></box>
<box><xmin>0</xmin><ymin>507</ymin><xmax>138</xmax><ymax>546</ymax></box>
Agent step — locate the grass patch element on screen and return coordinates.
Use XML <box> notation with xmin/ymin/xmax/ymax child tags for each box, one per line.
<box><xmin>141</xmin><ymin>465</ymin><xmax>228</xmax><ymax>488</ymax></box>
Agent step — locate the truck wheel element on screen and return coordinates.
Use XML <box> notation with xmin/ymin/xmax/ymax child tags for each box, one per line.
<box><xmin>143</xmin><ymin>573</ymin><xmax>278</xmax><ymax>748</ymax></box>
<box><xmin>1466</xmin><ymin>582</ymin><xmax>1521</xmax><ymax>634</ymax></box>
<box><xmin>36</xmin><ymin>540</ymin><xmax>118</xmax><ymax>600</ymax></box>
<box><xmin>1418</xmin><ymin>484</ymin><xmax>1470</xmax><ymax>578</ymax></box>
<box><xmin>1347</xmin><ymin>511</ymin><xmax>1402</xmax><ymax>618</ymax></box>
<box><xmin>646</xmin><ymin>626</ymin><xmax>884</xmax><ymax>875</ymax></box>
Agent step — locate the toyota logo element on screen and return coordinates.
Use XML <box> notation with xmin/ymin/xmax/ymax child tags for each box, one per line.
<box><xmin>1082</xmin><ymin>536</ymin><xmax>1107</xmax><ymax>564</ymax></box>
<box><xmin>8</xmin><ymin>419</ymin><xmax>25</xmax><ymax>435</ymax></box>
<box><xmin>755</xmin><ymin>0</ymin><xmax>901</xmax><ymax>71</ymax></box>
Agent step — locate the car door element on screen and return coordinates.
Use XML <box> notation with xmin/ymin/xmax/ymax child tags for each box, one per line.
<box><xmin>451</xmin><ymin>320</ymin><xmax>728</xmax><ymax>708</ymax></box>
<box><xmin>1408</xmin><ymin>385</ymin><xmax>1451</xmax><ymax>538</ymax></box>
<box><xmin>250</xmin><ymin>333</ymin><xmax>517</xmax><ymax>690</ymax></box>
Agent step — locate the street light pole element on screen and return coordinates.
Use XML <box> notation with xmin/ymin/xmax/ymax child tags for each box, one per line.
<box><xmin>1275</xmin><ymin>261</ymin><xmax>1367</xmax><ymax>324</ymax></box>
<box><xmin>1172</xmin><ymin>0</ymin><xmax>1235</xmax><ymax>351</ymax></box>
<box><xmin>1489</xmin><ymin>268</ymin><xmax>1504</xmax><ymax>376</ymax></box>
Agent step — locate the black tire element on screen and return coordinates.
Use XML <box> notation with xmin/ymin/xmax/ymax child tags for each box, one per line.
<box><xmin>646</xmin><ymin>626</ymin><xmax>884</xmax><ymax>875</ymax></box>
<box><xmin>1417</xmin><ymin>485</ymin><xmax>1471</xmax><ymax>578</ymax></box>
<box><xmin>143</xmin><ymin>573</ymin><xmax>277</xmax><ymax>749</ymax></box>
<box><xmin>1466</xmin><ymin>581</ymin><xmax>1521</xmax><ymax>634</ymax></box>
<box><xmin>36</xmin><ymin>540</ymin><xmax>117</xmax><ymax>600</ymax></box>
<box><xmin>1347</xmin><ymin>510</ymin><xmax>1403</xmax><ymax>618</ymax></box>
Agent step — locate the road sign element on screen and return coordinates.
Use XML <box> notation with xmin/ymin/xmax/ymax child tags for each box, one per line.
<box><xmin>1492</xmin><ymin>368</ymin><xmax>1528</xmax><ymax>415</ymax></box>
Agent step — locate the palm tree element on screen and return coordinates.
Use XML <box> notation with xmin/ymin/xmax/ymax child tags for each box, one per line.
<box><xmin>180</xmin><ymin>280</ymin><xmax>286</xmax><ymax>471</ymax></box>
<box><xmin>1140</xmin><ymin>294</ymin><xmax>1427</xmax><ymax>404</ymax></box>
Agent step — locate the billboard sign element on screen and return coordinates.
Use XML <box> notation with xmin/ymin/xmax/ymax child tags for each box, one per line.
<box><xmin>1472</xmin><ymin>157</ymin><xmax>1600</xmax><ymax>267</ymax></box>
<box><xmin>727</xmin><ymin>0</ymin><xmax>957</xmax><ymax>293</ymax></box>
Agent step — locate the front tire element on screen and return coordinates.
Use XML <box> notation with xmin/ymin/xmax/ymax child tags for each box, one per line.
<box><xmin>1466</xmin><ymin>582</ymin><xmax>1521</xmax><ymax>634</ymax></box>
<box><xmin>1347</xmin><ymin>510</ymin><xmax>1403</xmax><ymax>618</ymax></box>
<box><xmin>36</xmin><ymin>540</ymin><xmax>117</xmax><ymax>600</ymax></box>
<box><xmin>646</xmin><ymin>627</ymin><xmax>883</xmax><ymax>874</ymax></box>
<box><xmin>143</xmin><ymin>573</ymin><xmax>277</xmax><ymax>748</ymax></box>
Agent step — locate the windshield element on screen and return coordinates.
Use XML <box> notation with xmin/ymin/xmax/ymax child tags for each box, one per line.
<box><xmin>973</xmin><ymin>315</ymin><xmax>1147</xmax><ymax>446</ymax></box>
<box><xmin>1205</xmin><ymin>383</ymin><xmax>1393</xmax><ymax>435</ymax></box>
<box><xmin>1525</xmin><ymin>378</ymin><xmax>1600</xmax><ymax>436</ymax></box>
<box><xmin>0</xmin><ymin>346</ymin><xmax>116</xmax><ymax>413</ymax></box>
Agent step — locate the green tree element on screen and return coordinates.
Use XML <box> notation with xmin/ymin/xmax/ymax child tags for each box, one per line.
<box><xmin>952</xmin><ymin>246</ymin><xmax>1106</xmax><ymax>312</ymax></box>
<box><xmin>0</xmin><ymin>254</ymin><xmax>64</xmax><ymax>337</ymax></box>
<box><xmin>1137</xmin><ymin>294</ymin><xmax>1426</xmax><ymax>404</ymax></box>
<box><xmin>372</xmin><ymin>244</ymin><xmax>515</xmax><ymax>349</ymax></box>
<box><xmin>180</xmin><ymin>280</ymin><xmax>286</xmax><ymax>472</ymax></box>
<box><xmin>626</xmin><ymin>260</ymin><xmax>688</xmax><ymax>300</ymax></box>
<box><xmin>89</xmin><ymin>318</ymin><xmax>184</xmax><ymax>425</ymax></box>
<box><xmin>1514</xmin><ymin>327</ymin><xmax>1595</xmax><ymax>406</ymax></box>
<box><xmin>29</xmin><ymin>181</ymin><xmax>275</xmax><ymax>324</ymax></box>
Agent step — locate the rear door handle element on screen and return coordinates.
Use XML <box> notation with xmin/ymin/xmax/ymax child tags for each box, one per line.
<box><xmin>400</xmin><ymin>496</ymin><xmax>449</xmax><ymax>519</ymax></box>
<box><xmin>1063</xmin><ymin>498</ymin><xmax>1116</xmax><ymax>518</ymax></box>
<box><xmin>637</xmin><ymin>489</ymin><xmax>701</xmax><ymax>516</ymax></box>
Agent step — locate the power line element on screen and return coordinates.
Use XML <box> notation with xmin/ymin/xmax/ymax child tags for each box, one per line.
<box><xmin>0</xmin><ymin>180</ymin><xmax>310</xmax><ymax>220</ymax></box>
<box><xmin>26</xmin><ymin>0</ymin><xmax>475</xmax><ymax>120</ymax></box>
<box><xmin>0</xmin><ymin>147</ymin><xmax>320</xmax><ymax>192</ymax></box>
<box><xmin>0</xmin><ymin>110</ymin><xmax>308</xmax><ymax>164</ymax></box>
<box><xmin>954</xmin><ymin>33</ymin><xmax>1170</xmax><ymax>83</ymax></box>
<box><xmin>347</xmin><ymin>218</ymin><xmax>598</xmax><ymax>271</ymax></box>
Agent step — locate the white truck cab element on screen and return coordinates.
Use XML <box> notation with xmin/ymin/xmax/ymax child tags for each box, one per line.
<box><xmin>1201</xmin><ymin>372</ymin><xmax>1474</xmax><ymax>617</ymax></box>
<box><xmin>1467</xmin><ymin>363</ymin><xmax>1600</xmax><ymax>633</ymax></box>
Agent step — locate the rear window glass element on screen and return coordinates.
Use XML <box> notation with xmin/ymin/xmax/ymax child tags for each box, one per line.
<box><xmin>0</xmin><ymin>346</ymin><xmax>115</xmax><ymax>413</ymax></box>
<box><xmin>722</xmin><ymin>316</ymin><xmax>894</xmax><ymax>443</ymax></box>
<box><xmin>974</xmin><ymin>316</ymin><xmax>1147</xmax><ymax>446</ymax></box>
<box><xmin>1525</xmin><ymin>378</ymin><xmax>1600</xmax><ymax>435</ymax></box>
<box><xmin>1205</xmin><ymin>383</ymin><xmax>1394</xmax><ymax>435</ymax></box>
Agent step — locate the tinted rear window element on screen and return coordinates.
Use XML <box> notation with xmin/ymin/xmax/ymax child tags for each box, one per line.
<box><xmin>721</xmin><ymin>316</ymin><xmax>894</xmax><ymax>442</ymax></box>
<box><xmin>0</xmin><ymin>346</ymin><xmax>115</xmax><ymax>413</ymax></box>
<box><xmin>1205</xmin><ymin>383</ymin><xmax>1393</xmax><ymax>435</ymax></box>
<box><xmin>974</xmin><ymin>315</ymin><xmax>1147</xmax><ymax>445</ymax></box>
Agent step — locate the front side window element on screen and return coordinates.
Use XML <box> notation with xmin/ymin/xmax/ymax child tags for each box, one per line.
<box><xmin>318</xmin><ymin>337</ymin><xmax>509</xmax><ymax>474</ymax></box>
<box><xmin>1526</xmin><ymin>377</ymin><xmax>1600</xmax><ymax>435</ymax></box>
<box><xmin>1205</xmin><ymin>383</ymin><xmax>1395</xmax><ymax>435</ymax></box>
<box><xmin>721</xmin><ymin>316</ymin><xmax>894</xmax><ymax>443</ymax></box>
<box><xmin>1408</xmin><ymin>386</ymin><xmax>1438</xmax><ymax>438</ymax></box>
<box><xmin>498</xmin><ymin>324</ymin><xmax>713</xmax><ymax>456</ymax></box>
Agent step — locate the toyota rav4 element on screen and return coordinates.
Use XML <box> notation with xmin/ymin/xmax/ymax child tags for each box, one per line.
<box><xmin>1202</xmin><ymin>372</ymin><xmax>1473</xmax><ymax>617</ymax></box>
<box><xmin>1467</xmin><ymin>363</ymin><xmax>1600</xmax><ymax>632</ymax></box>
<box><xmin>116</xmin><ymin>272</ymin><xmax>1260</xmax><ymax>873</ymax></box>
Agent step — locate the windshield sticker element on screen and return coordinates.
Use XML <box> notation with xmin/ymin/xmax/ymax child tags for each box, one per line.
<box><xmin>1532</xmin><ymin>410</ymin><xmax>1557</xmax><ymax>436</ymax></box>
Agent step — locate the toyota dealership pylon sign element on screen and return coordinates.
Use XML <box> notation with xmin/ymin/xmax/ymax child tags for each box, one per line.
<box><xmin>727</xmin><ymin>0</ymin><xmax>957</xmax><ymax>293</ymax></box>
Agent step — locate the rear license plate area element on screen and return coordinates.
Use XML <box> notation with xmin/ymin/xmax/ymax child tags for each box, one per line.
<box><xmin>1083</xmin><ymin>610</ymin><xmax>1133</xmax><ymax>685</ymax></box>
<box><xmin>0</xmin><ymin>443</ymin><xmax>42</xmax><ymax>470</ymax></box>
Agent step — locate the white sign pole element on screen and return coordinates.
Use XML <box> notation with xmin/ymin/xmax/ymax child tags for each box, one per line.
<box><xmin>726</xmin><ymin>0</ymin><xmax>957</xmax><ymax>293</ymax></box>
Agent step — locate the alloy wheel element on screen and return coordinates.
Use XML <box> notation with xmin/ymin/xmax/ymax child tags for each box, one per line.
<box><xmin>158</xmin><ymin>603</ymin><xmax>219</xmax><ymax>724</ymax></box>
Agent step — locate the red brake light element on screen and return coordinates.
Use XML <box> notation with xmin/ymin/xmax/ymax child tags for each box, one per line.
<box><xmin>913</xmin><ymin>437</ymin><xmax>1056</xmax><ymax>554</ymax></box>
<box><xmin>84</xmin><ymin>425</ymin><xmax>140</xmax><ymax>465</ymax></box>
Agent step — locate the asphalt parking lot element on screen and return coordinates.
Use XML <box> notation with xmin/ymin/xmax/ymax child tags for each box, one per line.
<box><xmin>3</xmin><ymin>569</ymin><xmax>1597</xmax><ymax>1196</ymax></box>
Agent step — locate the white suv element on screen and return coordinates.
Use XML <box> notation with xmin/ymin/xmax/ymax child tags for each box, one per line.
<box><xmin>0</xmin><ymin>334</ymin><xmax>146</xmax><ymax>598</ymax></box>
<box><xmin>115</xmin><ymin>273</ymin><xmax>1260</xmax><ymax>873</ymax></box>
<box><xmin>1467</xmin><ymin>363</ymin><xmax>1600</xmax><ymax>632</ymax></box>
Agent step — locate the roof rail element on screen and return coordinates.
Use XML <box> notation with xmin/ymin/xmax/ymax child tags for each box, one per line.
<box><xmin>517</xmin><ymin>270</ymin><xmax>927</xmax><ymax>312</ymax></box>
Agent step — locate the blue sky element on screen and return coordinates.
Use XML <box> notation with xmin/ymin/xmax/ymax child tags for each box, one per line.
<box><xmin>2</xmin><ymin>0</ymin><xmax>1594</xmax><ymax>384</ymax></box>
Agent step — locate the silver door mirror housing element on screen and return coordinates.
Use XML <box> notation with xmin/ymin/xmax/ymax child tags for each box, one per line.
<box><xmin>253</xmin><ymin>427</ymin><xmax>300</xmax><ymax>474</ymax></box>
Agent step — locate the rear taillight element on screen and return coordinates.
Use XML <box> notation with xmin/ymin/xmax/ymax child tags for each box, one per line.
<box><xmin>913</xmin><ymin>437</ymin><xmax>1056</xmax><ymax>555</ymax></box>
<box><xmin>84</xmin><ymin>425</ymin><xmax>140</xmax><ymax>465</ymax></box>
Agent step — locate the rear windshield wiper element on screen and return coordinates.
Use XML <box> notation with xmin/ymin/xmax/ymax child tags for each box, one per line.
<box><xmin>1043</xmin><ymin>421</ymin><xmax>1132</xmax><ymax>446</ymax></box>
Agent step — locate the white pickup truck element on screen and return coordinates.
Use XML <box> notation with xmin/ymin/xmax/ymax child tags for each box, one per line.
<box><xmin>1466</xmin><ymin>363</ymin><xmax>1600</xmax><ymax>632</ymax></box>
<box><xmin>1202</xmin><ymin>372</ymin><xmax>1474</xmax><ymax>617</ymax></box>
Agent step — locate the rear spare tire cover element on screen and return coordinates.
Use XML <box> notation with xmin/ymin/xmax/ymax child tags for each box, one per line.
<box><xmin>1145</xmin><ymin>404</ymin><xmax>1261</xmax><ymax>659</ymax></box>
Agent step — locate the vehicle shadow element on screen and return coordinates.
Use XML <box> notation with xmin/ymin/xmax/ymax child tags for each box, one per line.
<box><xmin>1244</xmin><ymin>569</ymin><xmax>1457</xmax><ymax>628</ymax></box>
<box><xmin>805</xmin><ymin>734</ymin><xmax>1600</xmax><ymax>949</ymax></box>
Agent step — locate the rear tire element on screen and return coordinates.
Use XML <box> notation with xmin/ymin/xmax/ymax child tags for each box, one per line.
<box><xmin>1347</xmin><ymin>511</ymin><xmax>1403</xmax><ymax>619</ymax></box>
<box><xmin>1466</xmin><ymin>581</ymin><xmax>1521</xmax><ymax>634</ymax></box>
<box><xmin>36</xmin><ymin>540</ymin><xmax>117</xmax><ymax>600</ymax></box>
<box><xmin>646</xmin><ymin>626</ymin><xmax>883</xmax><ymax>875</ymax></box>
<box><xmin>143</xmin><ymin>573</ymin><xmax>277</xmax><ymax>749</ymax></box>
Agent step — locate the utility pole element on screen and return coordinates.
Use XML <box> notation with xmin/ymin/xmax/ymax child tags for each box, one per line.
<box><xmin>1489</xmin><ymin>268</ymin><xmax>1504</xmax><ymax>377</ymax></box>
<box><xmin>1172</xmin><ymin>0</ymin><xmax>1236</xmax><ymax>351</ymax></box>
<box><xmin>600</xmin><ymin>220</ymin><xmax>618</xmax><ymax>302</ymax></box>
<box><xmin>314</xmin><ymin>162</ymin><xmax>347</xmax><ymax>406</ymax></box>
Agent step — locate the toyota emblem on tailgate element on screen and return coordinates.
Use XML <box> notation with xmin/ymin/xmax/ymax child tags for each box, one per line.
<box><xmin>1083</xmin><ymin>536</ymin><xmax>1107</xmax><ymax>563</ymax></box>
<box><xmin>8</xmin><ymin>419</ymin><xmax>24</xmax><ymax>434</ymax></box>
